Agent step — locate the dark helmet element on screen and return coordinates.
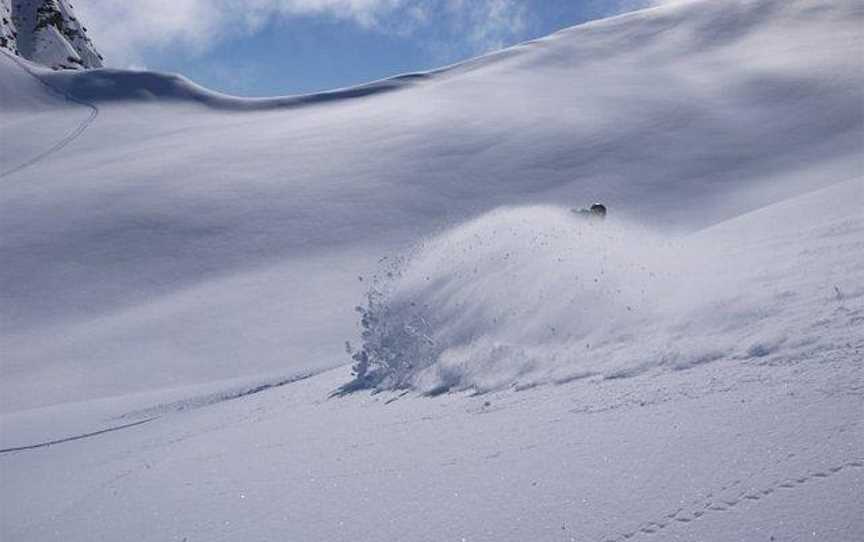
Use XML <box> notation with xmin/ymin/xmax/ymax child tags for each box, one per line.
<box><xmin>590</xmin><ymin>203</ymin><xmax>607</xmax><ymax>219</ymax></box>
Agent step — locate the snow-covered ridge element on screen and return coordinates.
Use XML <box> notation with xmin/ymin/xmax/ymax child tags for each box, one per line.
<box><xmin>38</xmin><ymin>68</ymin><xmax>434</xmax><ymax>111</ymax></box>
<box><xmin>0</xmin><ymin>0</ymin><xmax>101</xmax><ymax>70</ymax></box>
<box><xmin>6</xmin><ymin>0</ymin><xmax>863</xmax><ymax>116</ymax></box>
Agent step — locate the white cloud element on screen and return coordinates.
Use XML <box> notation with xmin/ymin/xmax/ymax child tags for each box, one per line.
<box><xmin>74</xmin><ymin>0</ymin><xmax>394</xmax><ymax>65</ymax></box>
<box><xmin>449</xmin><ymin>0</ymin><xmax>528</xmax><ymax>54</ymax></box>
<box><xmin>75</xmin><ymin>0</ymin><xmax>531</xmax><ymax>67</ymax></box>
<box><xmin>606</xmin><ymin>0</ymin><xmax>684</xmax><ymax>16</ymax></box>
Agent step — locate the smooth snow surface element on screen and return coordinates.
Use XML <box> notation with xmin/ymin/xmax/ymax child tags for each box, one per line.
<box><xmin>0</xmin><ymin>0</ymin><xmax>862</xmax><ymax>540</ymax></box>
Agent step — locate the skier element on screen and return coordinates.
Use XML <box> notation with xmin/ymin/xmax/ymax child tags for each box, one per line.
<box><xmin>572</xmin><ymin>203</ymin><xmax>607</xmax><ymax>221</ymax></box>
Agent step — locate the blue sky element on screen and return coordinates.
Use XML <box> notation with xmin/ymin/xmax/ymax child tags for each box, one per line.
<box><xmin>77</xmin><ymin>1</ymin><xmax>660</xmax><ymax>97</ymax></box>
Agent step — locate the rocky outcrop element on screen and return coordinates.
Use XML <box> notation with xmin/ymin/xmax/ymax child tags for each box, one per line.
<box><xmin>0</xmin><ymin>0</ymin><xmax>102</xmax><ymax>70</ymax></box>
<box><xmin>0</xmin><ymin>1</ymin><xmax>19</xmax><ymax>55</ymax></box>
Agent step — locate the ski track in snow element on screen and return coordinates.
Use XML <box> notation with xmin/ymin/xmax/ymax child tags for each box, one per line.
<box><xmin>603</xmin><ymin>459</ymin><xmax>864</xmax><ymax>541</ymax></box>
<box><xmin>114</xmin><ymin>370</ymin><xmax>320</xmax><ymax>421</ymax></box>
<box><xmin>0</xmin><ymin>417</ymin><xmax>156</xmax><ymax>455</ymax></box>
<box><xmin>0</xmin><ymin>371</ymin><xmax>318</xmax><ymax>455</ymax></box>
<box><xmin>0</xmin><ymin>50</ymin><xmax>98</xmax><ymax>180</ymax></box>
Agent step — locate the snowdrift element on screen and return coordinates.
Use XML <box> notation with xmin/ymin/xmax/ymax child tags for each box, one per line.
<box><xmin>348</xmin><ymin>178</ymin><xmax>864</xmax><ymax>394</ymax></box>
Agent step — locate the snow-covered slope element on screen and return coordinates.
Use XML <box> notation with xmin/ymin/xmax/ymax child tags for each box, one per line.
<box><xmin>0</xmin><ymin>0</ymin><xmax>102</xmax><ymax>70</ymax></box>
<box><xmin>1</xmin><ymin>0</ymin><xmax>862</xmax><ymax>540</ymax></box>
<box><xmin>1</xmin><ymin>0</ymin><xmax>861</xmax><ymax>412</ymax></box>
<box><xmin>1</xmin><ymin>175</ymin><xmax>862</xmax><ymax>539</ymax></box>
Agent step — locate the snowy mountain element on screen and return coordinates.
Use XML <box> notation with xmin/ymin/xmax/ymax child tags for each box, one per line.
<box><xmin>0</xmin><ymin>0</ymin><xmax>101</xmax><ymax>70</ymax></box>
<box><xmin>0</xmin><ymin>0</ymin><xmax>862</xmax><ymax>540</ymax></box>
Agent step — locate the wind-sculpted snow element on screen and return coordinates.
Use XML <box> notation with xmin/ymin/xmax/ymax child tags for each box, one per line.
<box><xmin>347</xmin><ymin>182</ymin><xmax>864</xmax><ymax>394</ymax></box>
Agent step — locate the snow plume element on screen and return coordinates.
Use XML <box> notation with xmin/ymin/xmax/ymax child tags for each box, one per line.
<box><xmin>345</xmin><ymin>206</ymin><xmax>674</xmax><ymax>394</ymax></box>
<box><xmin>344</xmin><ymin>198</ymin><xmax>861</xmax><ymax>395</ymax></box>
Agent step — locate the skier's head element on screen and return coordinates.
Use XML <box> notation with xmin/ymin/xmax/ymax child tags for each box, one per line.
<box><xmin>590</xmin><ymin>203</ymin><xmax>607</xmax><ymax>219</ymax></box>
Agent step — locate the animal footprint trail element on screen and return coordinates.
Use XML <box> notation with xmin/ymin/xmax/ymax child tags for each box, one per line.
<box><xmin>602</xmin><ymin>459</ymin><xmax>864</xmax><ymax>542</ymax></box>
